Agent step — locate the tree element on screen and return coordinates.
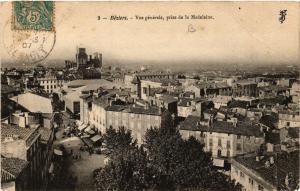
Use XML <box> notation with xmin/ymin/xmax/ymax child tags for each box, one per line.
<box><xmin>94</xmin><ymin>130</ymin><xmax>155</xmax><ymax>191</ymax></box>
<box><xmin>144</xmin><ymin>127</ymin><xmax>241</xmax><ymax>191</ymax></box>
<box><xmin>95</xmin><ymin>125</ymin><xmax>242</xmax><ymax>191</ymax></box>
<box><xmin>102</xmin><ymin>126</ymin><xmax>137</xmax><ymax>159</ymax></box>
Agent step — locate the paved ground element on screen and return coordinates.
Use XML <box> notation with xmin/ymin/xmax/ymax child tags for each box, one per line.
<box><xmin>69</xmin><ymin>152</ymin><xmax>105</xmax><ymax>191</ymax></box>
<box><xmin>54</xmin><ymin>136</ymin><xmax>105</xmax><ymax>191</ymax></box>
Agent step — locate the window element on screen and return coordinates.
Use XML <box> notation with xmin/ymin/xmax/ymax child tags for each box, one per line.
<box><xmin>258</xmin><ymin>185</ymin><xmax>264</xmax><ymax>191</ymax></box>
<box><xmin>240</xmin><ymin>171</ymin><xmax>244</xmax><ymax>178</ymax></box>
<box><xmin>237</xmin><ymin>135</ymin><xmax>241</xmax><ymax>139</ymax></box>
<box><xmin>209</xmin><ymin>138</ymin><xmax>213</xmax><ymax>147</ymax></box>
<box><xmin>237</xmin><ymin>143</ymin><xmax>242</xmax><ymax>151</ymax></box>
<box><xmin>218</xmin><ymin>139</ymin><xmax>222</xmax><ymax>146</ymax></box>
<box><xmin>286</xmin><ymin>122</ymin><xmax>290</xmax><ymax>127</ymax></box>
<box><xmin>143</xmin><ymin>87</ymin><xmax>147</xmax><ymax>94</ymax></box>
<box><xmin>217</xmin><ymin>149</ymin><xmax>222</xmax><ymax>157</ymax></box>
<box><xmin>249</xmin><ymin>178</ymin><xmax>253</xmax><ymax>185</ymax></box>
<box><xmin>227</xmin><ymin>150</ymin><xmax>230</xmax><ymax>157</ymax></box>
<box><xmin>227</xmin><ymin>140</ymin><xmax>230</xmax><ymax>149</ymax></box>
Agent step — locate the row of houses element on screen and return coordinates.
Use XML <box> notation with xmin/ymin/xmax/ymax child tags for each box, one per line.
<box><xmin>1</xmin><ymin>92</ymin><xmax>55</xmax><ymax>191</ymax></box>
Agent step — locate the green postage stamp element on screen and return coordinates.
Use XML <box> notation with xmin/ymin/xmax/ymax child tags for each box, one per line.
<box><xmin>13</xmin><ymin>1</ymin><xmax>54</xmax><ymax>31</ymax></box>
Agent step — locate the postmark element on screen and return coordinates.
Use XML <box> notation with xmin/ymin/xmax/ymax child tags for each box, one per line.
<box><xmin>2</xmin><ymin>2</ymin><xmax>56</xmax><ymax>65</ymax></box>
<box><xmin>12</xmin><ymin>1</ymin><xmax>54</xmax><ymax>31</ymax></box>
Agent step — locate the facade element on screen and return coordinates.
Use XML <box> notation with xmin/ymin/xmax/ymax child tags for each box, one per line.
<box><xmin>75</xmin><ymin>48</ymin><xmax>102</xmax><ymax>69</ymax></box>
<box><xmin>179</xmin><ymin>116</ymin><xmax>265</xmax><ymax>159</ymax></box>
<box><xmin>1</xmin><ymin>124</ymin><xmax>42</xmax><ymax>190</ymax></box>
<box><xmin>185</xmin><ymin>82</ymin><xmax>232</xmax><ymax>98</ymax></box>
<box><xmin>1</xmin><ymin>157</ymin><xmax>29</xmax><ymax>191</ymax></box>
<box><xmin>232</xmin><ymin>80</ymin><xmax>258</xmax><ymax>97</ymax></box>
<box><xmin>231</xmin><ymin>151</ymin><xmax>299</xmax><ymax>191</ymax></box>
<box><xmin>37</xmin><ymin>76</ymin><xmax>64</xmax><ymax>93</ymax></box>
<box><xmin>278</xmin><ymin>111</ymin><xmax>300</xmax><ymax>128</ymax></box>
<box><xmin>89</xmin><ymin>97</ymin><xmax>168</xmax><ymax>144</ymax></box>
<box><xmin>39</xmin><ymin>127</ymin><xmax>55</xmax><ymax>190</ymax></box>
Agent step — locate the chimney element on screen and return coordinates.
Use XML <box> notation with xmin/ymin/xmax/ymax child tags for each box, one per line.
<box><xmin>24</xmin><ymin>112</ymin><xmax>29</xmax><ymax>126</ymax></box>
<box><xmin>89</xmin><ymin>55</ymin><xmax>92</xmax><ymax>61</ymax></box>
<box><xmin>144</xmin><ymin>103</ymin><xmax>149</xmax><ymax>110</ymax></box>
<box><xmin>256</xmin><ymin>156</ymin><xmax>260</xmax><ymax>162</ymax></box>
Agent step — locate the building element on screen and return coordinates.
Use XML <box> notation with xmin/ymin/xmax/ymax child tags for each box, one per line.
<box><xmin>1</xmin><ymin>124</ymin><xmax>42</xmax><ymax>190</ymax></box>
<box><xmin>185</xmin><ymin>82</ymin><xmax>232</xmax><ymax>98</ymax></box>
<box><xmin>75</xmin><ymin>48</ymin><xmax>102</xmax><ymax>69</ymax></box>
<box><xmin>278</xmin><ymin>111</ymin><xmax>300</xmax><ymax>129</ymax></box>
<box><xmin>232</xmin><ymin>80</ymin><xmax>258</xmax><ymax>97</ymax></box>
<box><xmin>1</xmin><ymin>157</ymin><xmax>29</xmax><ymax>191</ymax></box>
<box><xmin>258</xmin><ymin>86</ymin><xmax>289</xmax><ymax>98</ymax></box>
<box><xmin>9</xmin><ymin>92</ymin><xmax>53</xmax><ymax>114</ymax></box>
<box><xmin>231</xmin><ymin>151</ymin><xmax>299</xmax><ymax>191</ymax></box>
<box><xmin>177</xmin><ymin>98</ymin><xmax>206</xmax><ymax>118</ymax></box>
<box><xmin>179</xmin><ymin>116</ymin><xmax>265</xmax><ymax>160</ymax></box>
<box><xmin>39</xmin><ymin>127</ymin><xmax>55</xmax><ymax>190</ymax></box>
<box><xmin>60</xmin><ymin>79</ymin><xmax>122</xmax><ymax>118</ymax></box>
<box><xmin>290</xmin><ymin>82</ymin><xmax>300</xmax><ymax>103</ymax></box>
<box><xmin>37</xmin><ymin>75</ymin><xmax>64</xmax><ymax>94</ymax></box>
<box><xmin>89</xmin><ymin>97</ymin><xmax>171</xmax><ymax>144</ymax></box>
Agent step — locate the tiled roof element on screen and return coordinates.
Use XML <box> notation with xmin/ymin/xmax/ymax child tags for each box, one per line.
<box><xmin>1</xmin><ymin>157</ymin><xmax>28</xmax><ymax>180</ymax></box>
<box><xmin>233</xmin><ymin>151</ymin><xmax>299</xmax><ymax>190</ymax></box>
<box><xmin>39</xmin><ymin>127</ymin><xmax>52</xmax><ymax>142</ymax></box>
<box><xmin>106</xmin><ymin>104</ymin><xmax>162</xmax><ymax>116</ymax></box>
<box><xmin>159</xmin><ymin>95</ymin><xmax>177</xmax><ymax>104</ymax></box>
<box><xmin>228</xmin><ymin>100</ymin><xmax>249</xmax><ymax>109</ymax></box>
<box><xmin>178</xmin><ymin>98</ymin><xmax>193</xmax><ymax>107</ymax></box>
<box><xmin>1</xmin><ymin>123</ymin><xmax>38</xmax><ymax>143</ymax></box>
<box><xmin>179</xmin><ymin>115</ymin><xmax>263</xmax><ymax>137</ymax></box>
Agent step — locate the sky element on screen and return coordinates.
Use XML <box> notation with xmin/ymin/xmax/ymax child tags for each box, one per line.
<box><xmin>0</xmin><ymin>2</ymin><xmax>299</xmax><ymax>66</ymax></box>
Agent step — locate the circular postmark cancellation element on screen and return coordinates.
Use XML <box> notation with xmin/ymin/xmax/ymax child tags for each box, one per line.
<box><xmin>2</xmin><ymin>1</ymin><xmax>56</xmax><ymax>65</ymax></box>
<box><xmin>3</xmin><ymin>22</ymin><xmax>56</xmax><ymax>65</ymax></box>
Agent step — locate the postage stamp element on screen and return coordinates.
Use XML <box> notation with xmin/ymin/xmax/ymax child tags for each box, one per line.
<box><xmin>2</xmin><ymin>1</ymin><xmax>56</xmax><ymax>64</ymax></box>
<box><xmin>12</xmin><ymin>1</ymin><xmax>54</xmax><ymax>31</ymax></box>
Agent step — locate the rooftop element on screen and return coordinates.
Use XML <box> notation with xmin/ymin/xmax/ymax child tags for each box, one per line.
<box><xmin>1</xmin><ymin>123</ymin><xmax>38</xmax><ymax>144</ymax></box>
<box><xmin>179</xmin><ymin>115</ymin><xmax>264</xmax><ymax>137</ymax></box>
<box><xmin>233</xmin><ymin>151</ymin><xmax>299</xmax><ymax>190</ymax></box>
<box><xmin>39</xmin><ymin>127</ymin><xmax>52</xmax><ymax>143</ymax></box>
<box><xmin>10</xmin><ymin>92</ymin><xmax>53</xmax><ymax>113</ymax></box>
<box><xmin>1</xmin><ymin>157</ymin><xmax>28</xmax><ymax>182</ymax></box>
<box><xmin>66</xmin><ymin>79</ymin><xmax>121</xmax><ymax>89</ymax></box>
<box><xmin>106</xmin><ymin>104</ymin><xmax>162</xmax><ymax>116</ymax></box>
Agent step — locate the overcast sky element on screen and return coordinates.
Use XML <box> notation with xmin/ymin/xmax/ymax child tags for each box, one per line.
<box><xmin>0</xmin><ymin>2</ymin><xmax>299</xmax><ymax>66</ymax></box>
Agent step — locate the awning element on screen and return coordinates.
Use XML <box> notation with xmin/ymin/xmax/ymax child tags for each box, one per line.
<box><xmin>48</xmin><ymin>163</ymin><xmax>54</xmax><ymax>173</ymax></box>
<box><xmin>213</xmin><ymin>158</ymin><xmax>224</xmax><ymax>167</ymax></box>
<box><xmin>54</xmin><ymin>149</ymin><xmax>63</xmax><ymax>156</ymax></box>
<box><xmin>78</xmin><ymin>124</ymin><xmax>88</xmax><ymax>131</ymax></box>
<box><xmin>76</xmin><ymin>120</ymin><xmax>83</xmax><ymax>126</ymax></box>
<box><xmin>91</xmin><ymin>135</ymin><xmax>101</xmax><ymax>142</ymax></box>
<box><xmin>87</xmin><ymin>130</ymin><xmax>95</xmax><ymax>135</ymax></box>
<box><xmin>84</xmin><ymin>126</ymin><xmax>91</xmax><ymax>132</ymax></box>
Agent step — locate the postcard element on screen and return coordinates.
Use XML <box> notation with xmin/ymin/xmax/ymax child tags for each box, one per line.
<box><xmin>0</xmin><ymin>2</ymin><xmax>299</xmax><ymax>191</ymax></box>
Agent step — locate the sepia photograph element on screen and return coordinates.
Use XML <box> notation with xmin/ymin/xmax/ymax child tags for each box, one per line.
<box><xmin>0</xmin><ymin>1</ymin><xmax>299</xmax><ymax>191</ymax></box>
